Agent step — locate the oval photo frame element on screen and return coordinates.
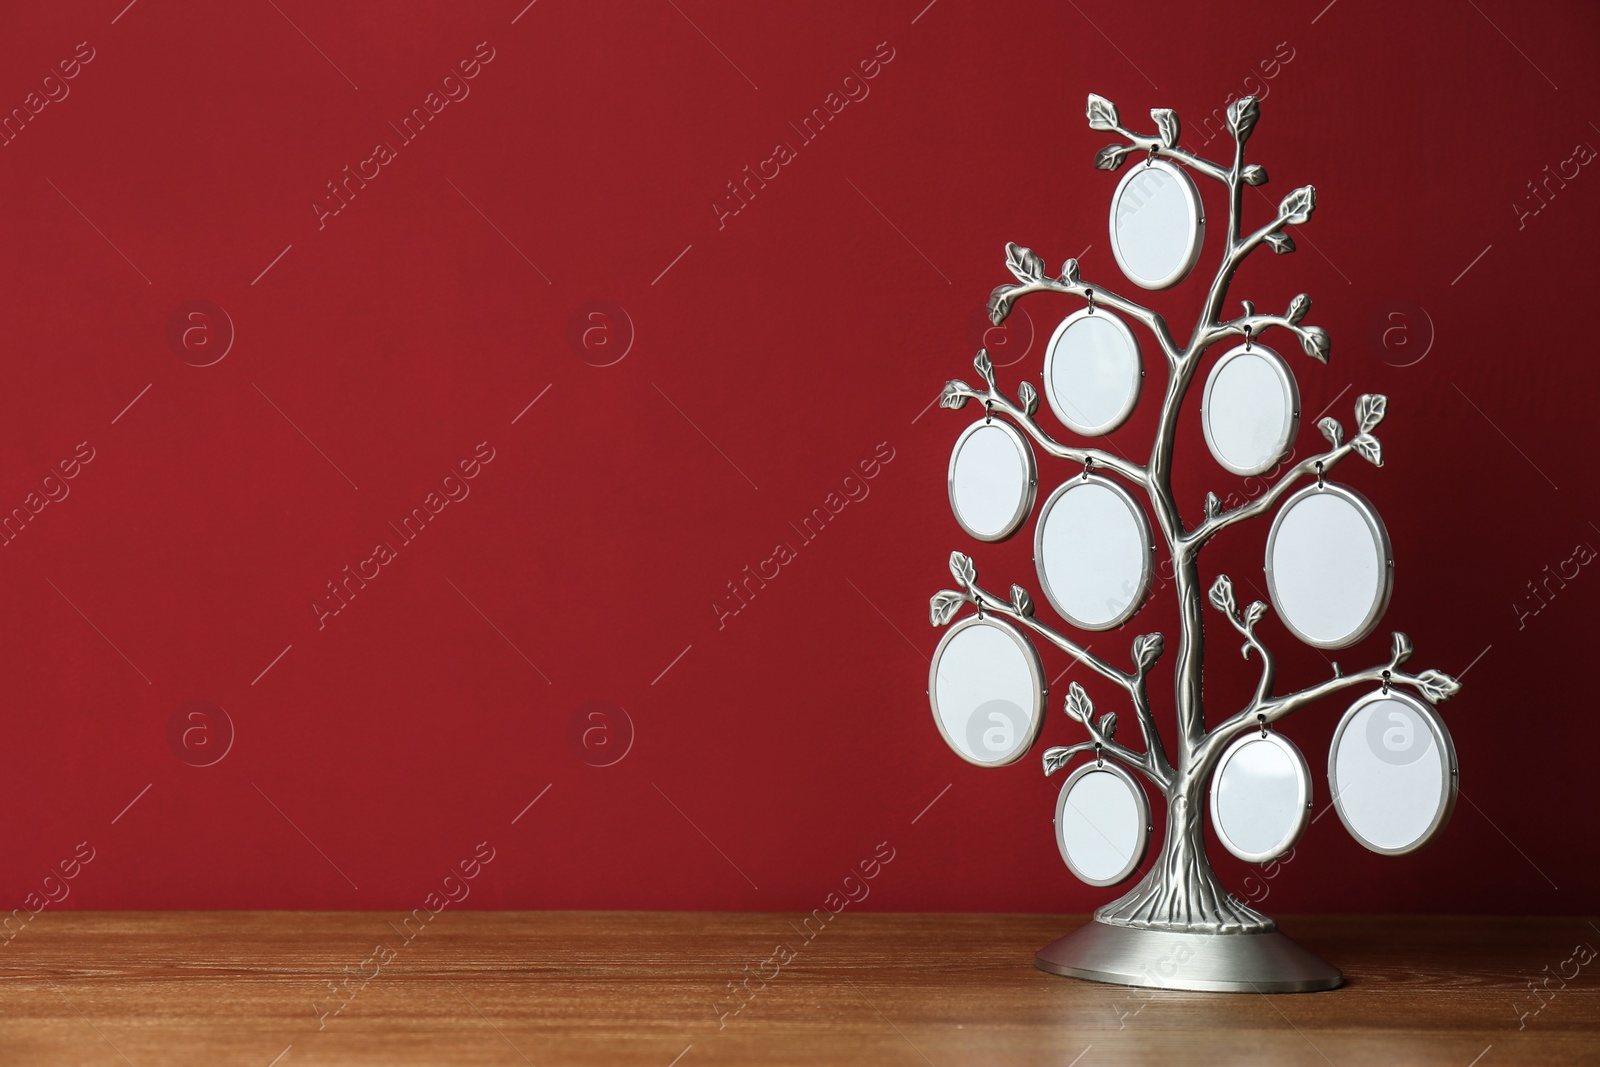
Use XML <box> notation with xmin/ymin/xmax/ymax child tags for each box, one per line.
<box><xmin>1265</xmin><ymin>483</ymin><xmax>1394</xmax><ymax>649</ymax></box>
<box><xmin>1055</xmin><ymin>760</ymin><xmax>1152</xmax><ymax>887</ymax></box>
<box><xmin>947</xmin><ymin>419</ymin><xmax>1038</xmax><ymax>543</ymax></box>
<box><xmin>1201</xmin><ymin>343</ymin><xmax>1301</xmax><ymax>477</ymax></box>
<box><xmin>1043</xmin><ymin>308</ymin><xmax>1144</xmax><ymax>437</ymax></box>
<box><xmin>1209</xmin><ymin>730</ymin><xmax>1313</xmax><ymax>864</ymax></box>
<box><xmin>1035</xmin><ymin>474</ymin><xmax>1154</xmax><ymax>631</ymax></box>
<box><xmin>1109</xmin><ymin>157</ymin><xmax>1205</xmax><ymax>290</ymax></box>
<box><xmin>1328</xmin><ymin>689</ymin><xmax>1458</xmax><ymax>856</ymax></box>
<box><xmin>928</xmin><ymin>615</ymin><xmax>1046</xmax><ymax>768</ymax></box>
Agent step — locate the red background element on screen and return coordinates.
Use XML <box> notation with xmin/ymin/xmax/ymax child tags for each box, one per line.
<box><xmin>1</xmin><ymin>0</ymin><xmax>1595</xmax><ymax>915</ymax></box>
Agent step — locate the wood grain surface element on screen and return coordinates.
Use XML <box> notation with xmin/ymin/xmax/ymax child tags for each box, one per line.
<box><xmin>1</xmin><ymin>912</ymin><xmax>1596</xmax><ymax>1065</ymax></box>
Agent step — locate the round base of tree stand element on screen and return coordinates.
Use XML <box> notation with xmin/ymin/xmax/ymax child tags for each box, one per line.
<box><xmin>1035</xmin><ymin>921</ymin><xmax>1341</xmax><ymax>993</ymax></box>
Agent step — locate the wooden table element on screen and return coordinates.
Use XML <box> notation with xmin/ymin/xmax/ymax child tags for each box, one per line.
<box><xmin>2</xmin><ymin>913</ymin><xmax>1595</xmax><ymax>1065</ymax></box>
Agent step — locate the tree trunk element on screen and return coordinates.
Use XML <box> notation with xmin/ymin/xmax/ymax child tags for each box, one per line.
<box><xmin>1094</xmin><ymin>766</ymin><xmax>1272</xmax><ymax>933</ymax></box>
<box><xmin>1092</xmin><ymin>434</ymin><xmax>1272</xmax><ymax>935</ymax></box>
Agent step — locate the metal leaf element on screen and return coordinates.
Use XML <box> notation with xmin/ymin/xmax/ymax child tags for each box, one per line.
<box><xmin>1061</xmin><ymin>258</ymin><xmax>1081</xmax><ymax>285</ymax></box>
<box><xmin>929</xmin><ymin>590</ymin><xmax>965</xmax><ymax>627</ymax></box>
<box><xmin>1065</xmin><ymin>681</ymin><xmax>1094</xmax><ymax>723</ymax></box>
<box><xmin>1226</xmin><ymin>96</ymin><xmax>1259</xmax><ymax>142</ymax></box>
<box><xmin>1241</xmin><ymin>163</ymin><xmax>1268</xmax><ymax>186</ymax></box>
<box><xmin>1300</xmin><ymin>325</ymin><xmax>1330</xmax><ymax>363</ymax></box>
<box><xmin>1017</xmin><ymin>380</ymin><xmax>1039</xmax><ymax>416</ymax></box>
<box><xmin>1356</xmin><ymin>393</ymin><xmax>1388</xmax><ymax>433</ymax></box>
<box><xmin>1094</xmin><ymin>143</ymin><xmax>1127</xmax><ymax>171</ymax></box>
<box><xmin>1005</xmin><ymin>242</ymin><xmax>1046</xmax><ymax>283</ymax></box>
<box><xmin>1043</xmin><ymin>746</ymin><xmax>1077</xmax><ymax>776</ymax></box>
<box><xmin>1318</xmin><ymin>417</ymin><xmax>1343</xmax><ymax>447</ymax></box>
<box><xmin>987</xmin><ymin>284</ymin><xmax>1019</xmax><ymax>325</ymax></box>
<box><xmin>1264</xmin><ymin>233</ymin><xmax>1296</xmax><ymax>255</ymax></box>
<box><xmin>939</xmin><ymin>380</ymin><xmax>970</xmax><ymax>410</ymax></box>
<box><xmin>973</xmin><ymin>348</ymin><xmax>995</xmax><ymax>386</ymax></box>
<box><xmin>1208</xmin><ymin>574</ymin><xmax>1237</xmax><ymax>616</ymax></box>
<box><xmin>1286</xmin><ymin>293</ymin><xmax>1311</xmax><ymax>325</ymax></box>
<box><xmin>1098</xmin><ymin>711</ymin><xmax>1119</xmax><ymax>740</ymax></box>
<box><xmin>1086</xmin><ymin>93</ymin><xmax>1119</xmax><ymax>132</ymax></box>
<box><xmin>948</xmin><ymin>551</ymin><xmax>976</xmax><ymax>586</ymax></box>
<box><xmin>1391</xmin><ymin>631</ymin><xmax>1414</xmax><ymax>666</ymax></box>
<box><xmin>1132</xmin><ymin>632</ymin><xmax>1164</xmax><ymax>670</ymax></box>
<box><xmin>1279</xmin><ymin>185</ymin><xmax>1316</xmax><ymax>226</ymax></box>
<box><xmin>1151</xmin><ymin>108</ymin><xmax>1179</xmax><ymax>148</ymax></box>
<box><xmin>1204</xmin><ymin>491</ymin><xmax>1221</xmax><ymax>519</ymax></box>
<box><xmin>1415</xmin><ymin>669</ymin><xmax>1461</xmax><ymax>704</ymax></box>
<box><xmin>1351</xmin><ymin>433</ymin><xmax>1383</xmax><ymax>467</ymax></box>
<box><xmin>1245</xmin><ymin>601</ymin><xmax>1268</xmax><ymax>627</ymax></box>
<box><xmin>1009</xmin><ymin>584</ymin><xmax>1034</xmax><ymax>618</ymax></box>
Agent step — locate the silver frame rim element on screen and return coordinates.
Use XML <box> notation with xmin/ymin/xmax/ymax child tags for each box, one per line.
<box><xmin>1208</xmin><ymin>730</ymin><xmax>1313</xmax><ymax>864</ymax></box>
<box><xmin>927</xmin><ymin>614</ymin><xmax>1047</xmax><ymax>768</ymax></box>
<box><xmin>1264</xmin><ymin>482</ymin><xmax>1394</xmax><ymax>649</ymax></box>
<box><xmin>946</xmin><ymin>418</ymin><xmax>1038</xmax><ymax>543</ymax></box>
<box><xmin>1107</xmin><ymin>157</ymin><xmax>1206</xmax><ymax>291</ymax></box>
<box><xmin>1055</xmin><ymin>759</ymin><xmax>1152</xmax><ymax>887</ymax></box>
<box><xmin>1327</xmin><ymin>688</ymin><xmax>1458</xmax><ymax>857</ymax></box>
<box><xmin>1042</xmin><ymin>307</ymin><xmax>1145</xmax><ymax>437</ymax></box>
<box><xmin>1034</xmin><ymin>473</ymin><xmax>1155</xmax><ymax>631</ymax></box>
<box><xmin>1200</xmin><ymin>343</ymin><xmax>1301</xmax><ymax>477</ymax></box>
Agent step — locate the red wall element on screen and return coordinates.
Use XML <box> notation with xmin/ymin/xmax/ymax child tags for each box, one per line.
<box><xmin>1</xmin><ymin>0</ymin><xmax>1595</xmax><ymax>915</ymax></box>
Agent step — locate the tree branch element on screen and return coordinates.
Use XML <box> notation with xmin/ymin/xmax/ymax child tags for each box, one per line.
<box><xmin>1183</xmin><ymin>392</ymin><xmax>1387</xmax><ymax>549</ymax></box>
<box><xmin>1254</xmin><ymin>665</ymin><xmax>1388</xmax><ymax>728</ymax></box>
<box><xmin>1046</xmin><ymin>679</ymin><xmax>1170</xmax><ymax>791</ymax></box>
<box><xmin>988</xmin><ymin>252</ymin><xmax>1183</xmax><ymax>363</ymax></box>
<box><xmin>1195</xmin><ymin>309</ymin><xmax>1325</xmax><ymax>364</ymax></box>
<box><xmin>1096</xmin><ymin>127</ymin><xmax>1232</xmax><ymax>186</ymax></box>
<box><xmin>1125</xmin><ymin>632</ymin><xmax>1171</xmax><ymax>783</ymax></box>
<box><xmin>1225</xmin><ymin>113</ymin><xmax>1247</xmax><ymax>250</ymax></box>
<box><xmin>1263</xmin><ymin>669</ymin><xmax>1460</xmax><ymax>729</ymax></box>
<box><xmin>936</xmin><ymin>556</ymin><xmax>1174</xmax><ymax>789</ymax></box>
<box><xmin>1191</xmin><ymin>197</ymin><xmax>1305</xmax><ymax>343</ymax></box>
<box><xmin>1234</xmin><ymin>211</ymin><xmax>1295</xmax><ymax>266</ymax></box>
<box><xmin>1043</xmin><ymin>731</ymin><xmax>1168</xmax><ymax>792</ymax></box>
<box><xmin>1184</xmin><ymin>441</ymin><xmax>1353</xmax><ymax>548</ymax></box>
<box><xmin>956</xmin><ymin>575</ymin><xmax>1130</xmax><ymax>691</ymax></box>
<box><xmin>1206</xmin><ymin>643</ymin><xmax>1460</xmax><ymax>757</ymax></box>
<box><xmin>1180</xmin><ymin>95</ymin><xmax>1312</xmax><ymax>360</ymax></box>
<box><xmin>1208</xmin><ymin>575</ymin><xmax>1275</xmax><ymax>709</ymax></box>
<box><xmin>1041</xmin><ymin>740</ymin><xmax>1098</xmax><ymax>774</ymax></box>
<box><xmin>941</xmin><ymin>374</ymin><xmax>1147</xmax><ymax>487</ymax></box>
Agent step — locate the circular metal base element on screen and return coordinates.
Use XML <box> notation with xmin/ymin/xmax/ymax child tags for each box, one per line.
<box><xmin>1035</xmin><ymin>920</ymin><xmax>1343</xmax><ymax>993</ymax></box>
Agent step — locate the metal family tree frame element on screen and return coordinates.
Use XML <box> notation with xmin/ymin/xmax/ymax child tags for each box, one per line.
<box><xmin>926</xmin><ymin>93</ymin><xmax>1464</xmax><ymax>992</ymax></box>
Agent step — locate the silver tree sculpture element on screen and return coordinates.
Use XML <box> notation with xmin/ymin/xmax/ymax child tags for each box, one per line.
<box><xmin>928</xmin><ymin>93</ymin><xmax>1462</xmax><ymax>991</ymax></box>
